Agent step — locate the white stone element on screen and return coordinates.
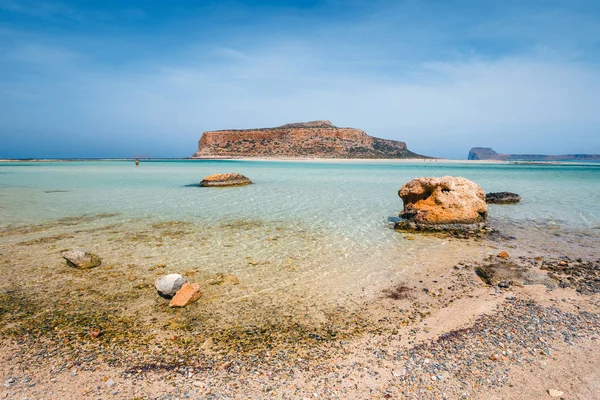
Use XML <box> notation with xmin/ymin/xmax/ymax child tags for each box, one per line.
<box><xmin>548</xmin><ymin>389</ymin><xmax>564</xmax><ymax>397</ymax></box>
<box><xmin>391</xmin><ymin>368</ymin><xmax>406</xmax><ymax>377</ymax></box>
<box><xmin>155</xmin><ymin>274</ymin><xmax>187</xmax><ymax>298</ymax></box>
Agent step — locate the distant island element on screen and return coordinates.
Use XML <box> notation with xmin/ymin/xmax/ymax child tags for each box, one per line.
<box><xmin>191</xmin><ymin>120</ymin><xmax>428</xmax><ymax>159</ymax></box>
<box><xmin>468</xmin><ymin>147</ymin><xmax>600</xmax><ymax>162</ymax></box>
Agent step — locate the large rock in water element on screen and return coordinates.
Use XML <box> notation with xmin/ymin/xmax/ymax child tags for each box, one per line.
<box><xmin>395</xmin><ymin>176</ymin><xmax>488</xmax><ymax>232</ymax></box>
<box><xmin>155</xmin><ymin>274</ymin><xmax>187</xmax><ymax>298</ymax></box>
<box><xmin>61</xmin><ymin>249</ymin><xmax>101</xmax><ymax>269</ymax></box>
<box><xmin>200</xmin><ymin>173</ymin><xmax>252</xmax><ymax>187</ymax></box>
<box><xmin>486</xmin><ymin>192</ymin><xmax>521</xmax><ymax>204</ymax></box>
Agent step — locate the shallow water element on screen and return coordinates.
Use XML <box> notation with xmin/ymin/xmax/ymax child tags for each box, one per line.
<box><xmin>1</xmin><ymin>160</ymin><xmax>599</xmax><ymax>229</ymax></box>
<box><xmin>1</xmin><ymin>160</ymin><xmax>599</xmax><ymax>341</ymax></box>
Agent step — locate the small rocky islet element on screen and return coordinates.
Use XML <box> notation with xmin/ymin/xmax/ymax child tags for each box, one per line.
<box><xmin>199</xmin><ymin>172</ymin><xmax>252</xmax><ymax>187</ymax></box>
<box><xmin>191</xmin><ymin>120</ymin><xmax>427</xmax><ymax>159</ymax></box>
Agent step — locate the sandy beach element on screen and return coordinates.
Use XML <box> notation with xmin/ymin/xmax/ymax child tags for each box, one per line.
<box><xmin>1</xmin><ymin>253</ymin><xmax>599</xmax><ymax>400</ymax></box>
<box><xmin>0</xmin><ymin>157</ymin><xmax>501</xmax><ymax>163</ymax></box>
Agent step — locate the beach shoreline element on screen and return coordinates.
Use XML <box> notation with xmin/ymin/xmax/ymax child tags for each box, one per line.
<box><xmin>4</xmin><ymin>157</ymin><xmax>597</xmax><ymax>165</ymax></box>
<box><xmin>0</xmin><ymin>157</ymin><xmax>529</xmax><ymax>165</ymax></box>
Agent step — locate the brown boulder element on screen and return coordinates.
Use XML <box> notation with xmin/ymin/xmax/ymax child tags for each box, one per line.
<box><xmin>395</xmin><ymin>176</ymin><xmax>488</xmax><ymax>232</ymax></box>
<box><xmin>169</xmin><ymin>283</ymin><xmax>201</xmax><ymax>307</ymax></box>
<box><xmin>200</xmin><ymin>173</ymin><xmax>252</xmax><ymax>187</ymax></box>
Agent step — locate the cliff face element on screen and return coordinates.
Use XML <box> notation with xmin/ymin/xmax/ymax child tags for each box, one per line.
<box><xmin>468</xmin><ymin>147</ymin><xmax>600</xmax><ymax>162</ymax></box>
<box><xmin>192</xmin><ymin>120</ymin><xmax>425</xmax><ymax>159</ymax></box>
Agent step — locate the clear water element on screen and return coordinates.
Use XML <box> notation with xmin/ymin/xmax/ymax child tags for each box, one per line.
<box><xmin>1</xmin><ymin>160</ymin><xmax>599</xmax><ymax>330</ymax></box>
<box><xmin>1</xmin><ymin>160</ymin><xmax>599</xmax><ymax>230</ymax></box>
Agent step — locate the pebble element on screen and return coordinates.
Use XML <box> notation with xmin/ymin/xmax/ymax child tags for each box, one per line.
<box><xmin>391</xmin><ymin>369</ymin><xmax>406</xmax><ymax>377</ymax></box>
<box><xmin>548</xmin><ymin>389</ymin><xmax>564</xmax><ymax>397</ymax></box>
<box><xmin>169</xmin><ymin>283</ymin><xmax>201</xmax><ymax>307</ymax></box>
<box><xmin>155</xmin><ymin>274</ymin><xmax>187</xmax><ymax>298</ymax></box>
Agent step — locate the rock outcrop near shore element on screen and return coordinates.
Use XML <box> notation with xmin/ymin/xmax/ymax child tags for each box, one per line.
<box><xmin>468</xmin><ymin>147</ymin><xmax>600</xmax><ymax>162</ymax></box>
<box><xmin>486</xmin><ymin>192</ymin><xmax>521</xmax><ymax>204</ymax></box>
<box><xmin>192</xmin><ymin>120</ymin><xmax>426</xmax><ymax>159</ymax></box>
<box><xmin>395</xmin><ymin>176</ymin><xmax>488</xmax><ymax>232</ymax></box>
<box><xmin>200</xmin><ymin>173</ymin><xmax>252</xmax><ymax>187</ymax></box>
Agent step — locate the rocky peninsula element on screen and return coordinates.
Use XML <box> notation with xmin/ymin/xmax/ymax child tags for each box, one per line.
<box><xmin>192</xmin><ymin>120</ymin><xmax>426</xmax><ymax>159</ymax></box>
<box><xmin>468</xmin><ymin>147</ymin><xmax>600</xmax><ymax>162</ymax></box>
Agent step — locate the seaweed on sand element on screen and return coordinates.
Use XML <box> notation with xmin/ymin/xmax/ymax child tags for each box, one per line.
<box><xmin>383</xmin><ymin>284</ymin><xmax>412</xmax><ymax>300</ymax></box>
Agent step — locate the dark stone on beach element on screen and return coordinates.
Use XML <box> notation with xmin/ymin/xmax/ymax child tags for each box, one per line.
<box><xmin>486</xmin><ymin>192</ymin><xmax>521</xmax><ymax>204</ymax></box>
<box><xmin>475</xmin><ymin>260</ymin><xmax>556</xmax><ymax>289</ymax></box>
<box><xmin>61</xmin><ymin>249</ymin><xmax>101</xmax><ymax>269</ymax></box>
<box><xmin>200</xmin><ymin>173</ymin><xmax>252</xmax><ymax>187</ymax></box>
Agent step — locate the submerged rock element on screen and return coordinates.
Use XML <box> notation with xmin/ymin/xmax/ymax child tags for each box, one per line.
<box><xmin>170</xmin><ymin>283</ymin><xmax>201</xmax><ymax>307</ymax></box>
<box><xmin>475</xmin><ymin>260</ymin><xmax>556</xmax><ymax>289</ymax></box>
<box><xmin>61</xmin><ymin>249</ymin><xmax>101</xmax><ymax>269</ymax></box>
<box><xmin>155</xmin><ymin>274</ymin><xmax>187</xmax><ymax>298</ymax></box>
<box><xmin>395</xmin><ymin>176</ymin><xmax>488</xmax><ymax>232</ymax></box>
<box><xmin>208</xmin><ymin>273</ymin><xmax>240</xmax><ymax>286</ymax></box>
<box><xmin>486</xmin><ymin>192</ymin><xmax>521</xmax><ymax>204</ymax></box>
<box><xmin>200</xmin><ymin>173</ymin><xmax>252</xmax><ymax>187</ymax></box>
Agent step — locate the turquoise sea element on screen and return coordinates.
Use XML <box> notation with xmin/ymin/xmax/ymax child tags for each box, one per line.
<box><xmin>1</xmin><ymin>160</ymin><xmax>599</xmax><ymax>329</ymax></box>
<box><xmin>2</xmin><ymin>160</ymin><xmax>599</xmax><ymax>229</ymax></box>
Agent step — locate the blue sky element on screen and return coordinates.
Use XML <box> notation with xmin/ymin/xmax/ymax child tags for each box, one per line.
<box><xmin>1</xmin><ymin>0</ymin><xmax>599</xmax><ymax>159</ymax></box>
